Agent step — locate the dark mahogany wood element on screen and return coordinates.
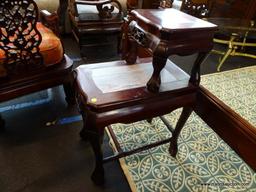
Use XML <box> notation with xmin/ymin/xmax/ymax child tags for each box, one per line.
<box><xmin>0</xmin><ymin>114</ymin><xmax>5</xmax><ymax>131</ymax></box>
<box><xmin>195</xmin><ymin>86</ymin><xmax>256</xmax><ymax>171</ymax></box>
<box><xmin>59</xmin><ymin>0</ymin><xmax>69</xmax><ymax>33</ymax></box>
<box><xmin>40</xmin><ymin>10</ymin><xmax>61</xmax><ymax>37</ymax></box>
<box><xmin>75</xmin><ymin>8</ymin><xmax>216</xmax><ymax>185</ymax></box>
<box><xmin>211</xmin><ymin>0</ymin><xmax>256</xmax><ymax>20</ymax></box>
<box><xmin>0</xmin><ymin>0</ymin><xmax>75</xmax><ymax>129</ymax></box>
<box><xmin>68</xmin><ymin>0</ymin><xmax>124</xmax><ymax>56</ymax></box>
<box><xmin>126</xmin><ymin>0</ymin><xmax>173</xmax><ymax>12</ymax></box>
<box><xmin>180</xmin><ymin>0</ymin><xmax>214</xmax><ymax>18</ymax></box>
<box><xmin>75</xmin><ymin>59</ymin><xmax>197</xmax><ymax>185</ymax></box>
<box><xmin>0</xmin><ymin>55</ymin><xmax>74</xmax><ymax>103</ymax></box>
<box><xmin>123</xmin><ymin>9</ymin><xmax>217</xmax><ymax>92</ymax></box>
<box><xmin>75</xmin><ymin>58</ymin><xmax>195</xmax><ymax>111</ymax></box>
<box><xmin>169</xmin><ymin>106</ymin><xmax>193</xmax><ymax>156</ymax></box>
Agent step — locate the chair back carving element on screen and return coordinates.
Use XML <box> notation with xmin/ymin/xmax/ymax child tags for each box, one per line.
<box><xmin>180</xmin><ymin>0</ymin><xmax>214</xmax><ymax>18</ymax></box>
<box><xmin>69</xmin><ymin>0</ymin><xmax>123</xmax><ymax>21</ymax></box>
<box><xmin>0</xmin><ymin>0</ymin><xmax>43</xmax><ymax>76</ymax></box>
<box><xmin>97</xmin><ymin>0</ymin><xmax>122</xmax><ymax>19</ymax></box>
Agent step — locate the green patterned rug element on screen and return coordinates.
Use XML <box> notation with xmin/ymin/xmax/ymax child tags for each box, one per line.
<box><xmin>108</xmin><ymin>66</ymin><xmax>256</xmax><ymax>192</ymax></box>
<box><xmin>201</xmin><ymin>66</ymin><xmax>256</xmax><ymax>127</ymax></box>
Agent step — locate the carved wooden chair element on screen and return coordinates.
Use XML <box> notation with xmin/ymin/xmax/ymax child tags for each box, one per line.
<box><xmin>180</xmin><ymin>0</ymin><xmax>214</xmax><ymax>18</ymax></box>
<box><xmin>0</xmin><ymin>0</ymin><xmax>74</xmax><ymax>130</ymax></box>
<box><xmin>68</xmin><ymin>0</ymin><xmax>123</xmax><ymax>57</ymax></box>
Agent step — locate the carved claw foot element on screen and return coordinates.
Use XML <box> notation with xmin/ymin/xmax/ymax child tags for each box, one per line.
<box><xmin>147</xmin><ymin>77</ymin><xmax>160</xmax><ymax>93</ymax></box>
<box><xmin>169</xmin><ymin>138</ymin><xmax>178</xmax><ymax>157</ymax></box>
<box><xmin>91</xmin><ymin>166</ymin><xmax>105</xmax><ymax>186</ymax></box>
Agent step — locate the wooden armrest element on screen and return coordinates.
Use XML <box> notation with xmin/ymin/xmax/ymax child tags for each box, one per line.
<box><xmin>40</xmin><ymin>10</ymin><xmax>60</xmax><ymax>37</ymax></box>
<box><xmin>75</xmin><ymin>0</ymin><xmax>111</xmax><ymax>5</ymax></box>
<box><xmin>74</xmin><ymin>0</ymin><xmax>122</xmax><ymax>19</ymax></box>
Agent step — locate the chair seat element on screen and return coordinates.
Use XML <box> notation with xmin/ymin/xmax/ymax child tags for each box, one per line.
<box><xmin>0</xmin><ymin>23</ymin><xmax>63</xmax><ymax>69</ymax></box>
<box><xmin>0</xmin><ymin>55</ymin><xmax>73</xmax><ymax>102</ymax></box>
<box><xmin>75</xmin><ymin>57</ymin><xmax>195</xmax><ymax>112</ymax></box>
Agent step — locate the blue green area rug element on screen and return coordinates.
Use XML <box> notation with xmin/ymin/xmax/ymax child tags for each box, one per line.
<box><xmin>108</xmin><ymin>66</ymin><xmax>256</xmax><ymax>192</ymax></box>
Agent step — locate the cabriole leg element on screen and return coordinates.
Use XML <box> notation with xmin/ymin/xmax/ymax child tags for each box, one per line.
<box><xmin>63</xmin><ymin>79</ymin><xmax>76</xmax><ymax>105</ymax></box>
<box><xmin>80</xmin><ymin>109</ymin><xmax>105</xmax><ymax>185</ymax></box>
<box><xmin>169</xmin><ymin>107</ymin><xmax>193</xmax><ymax>157</ymax></box>
<box><xmin>0</xmin><ymin>114</ymin><xmax>5</xmax><ymax>132</ymax></box>
<box><xmin>89</xmin><ymin>128</ymin><xmax>104</xmax><ymax>186</ymax></box>
<box><xmin>147</xmin><ymin>55</ymin><xmax>168</xmax><ymax>92</ymax></box>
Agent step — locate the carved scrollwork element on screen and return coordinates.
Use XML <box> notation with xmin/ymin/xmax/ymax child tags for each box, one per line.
<box><xmin>181</xmin><ymin>0</ymin><xmax>211</xmax><ymax>18</ymax></box>
<box><xmin>0</xmin><ymin>0</ymin><xmax>42</xmax><ymax>75</ymax></box>
<box><xmin>128</xmin><ymin>20</ymin><xmax>160</xmax><ymax>51</ymax></box>
<box><xmin>97</xmin><ymin>0</ymin><xmax>122</xmax><ymax>19</ymax></box>
<box><xmin>129</xmin><ymin>21</ymin><xmax>148</xmax><ymax>46</ymax></box>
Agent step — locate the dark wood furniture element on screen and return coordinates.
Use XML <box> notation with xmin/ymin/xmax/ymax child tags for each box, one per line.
<box><xmin>211</xmin><ymin>0</ymin><xmax>256</xmax><ymax>20</ymax></box>
<box><xmin>178</xmin><ymin>0</ymin><xmax>256</xmax><ymax>20</ymax></box>
<box><xmin>75</xmin><ymin>8</ymin><xmax>216</xmax><ymax>185</ymax></box>
<box><xmin>59</xmin><ymin>0</ymin><xmax>69</xmax><ymax>33</ymax></box>
<box><xmin>68</xmin><ymin>0</ymin><xmax>123</xmax><ymax>57</ymax></box>
<box><xmin>0</xmin><ymin>0</ymin><xmax>74</xmax><ymax>130</ymax></box>
<box><xmin>180</xmin><ymin>0</ymin><xmax>214</xmax><ymax>18</ymax></box>
<box><xmin>177</xmin><ymin>0</ymin><xmax>256</xmax><ymax>170</ymax></box>
<box><xmin>126</xmin><ymin>0</ymin><xmax>173</xmax><ymax>12</ymax></box>
<box><xmin>195</xmin><ymin>86</ymin><xmax>256</xmax><ymax>171</ymax></box>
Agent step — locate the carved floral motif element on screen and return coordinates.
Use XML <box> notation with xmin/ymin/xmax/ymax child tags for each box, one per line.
<box><xmin>0</xmin><ymin>0</ymin><xmax>42</xmax><ymax>74</ymax></box>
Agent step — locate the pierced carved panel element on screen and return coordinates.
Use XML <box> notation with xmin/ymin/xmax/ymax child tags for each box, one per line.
<box><xmin>128</xmin><ymin>20</ymin><xmax>160</xmax><ymax>51</ymax></box>
<box><xmin>0</xmin><ymin>0</ymin><xmax>42</xmax><ymax>75</ymax></box>
<box><xmin>129</xmin><ymin>21</ymin><xmax>147</xmax><ymax>46</ymax></box>
<box><xmin>181</xmin><ymin>0</ymin><xmax>212</xmax><ymax>18</ymax></box>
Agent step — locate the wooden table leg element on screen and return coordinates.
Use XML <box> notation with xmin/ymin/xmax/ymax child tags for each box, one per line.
<box><xmin>79</xmin><ymin>110</ymin><xmax>89</xmax><ymax>141</ymax></box>
<box><xmin>189</xmin><ymin>52</ymin><xmax>209</xmax><ymax>85</ymax></box>
<box><xmin>124</xmin><ymin>34</ymin><xmax>138</xmax><ymax>64</ymax></box>
<box><xmin>63</xmin><ymin>74</ymin><xmax>76</xmax><ymax>105</ymax></box>
<box><xmin>80</xmin><ymin>109</ymin><xmax>105</xmax><ymax>185</ymax></box>
<box><xmin>0</xmin><ymin>114</ymin><xmax>5</xmax><ymax>132</ymax></box>
<box><xmin>58</xmin><ymin>0</ymin><xmax>68</xmax><ymax>33</ymax></box>
<box><xmin>147</xmin><ymin>42</ymin><xmax>169</xmax><ymax>92</ymax></box>
<box><xmin>168</xmin><ymin>52</ymin><xmax>209</xmax><ymax>156</ymax></box>
<box><xmin>89</xmin><ymin>129</ymin><xmax>104</xmax><ymax>185</ymax></box>
<box><xmin>169</xmin><ymin>106</ymin><xmax>193</xmax><ymax>157</ymax></box>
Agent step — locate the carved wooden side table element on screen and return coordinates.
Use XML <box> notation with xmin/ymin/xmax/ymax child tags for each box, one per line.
<box><xmin>75</xmin><ymin>8</ymin><xmax>217</xmax><ymax>185</ymax></box>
